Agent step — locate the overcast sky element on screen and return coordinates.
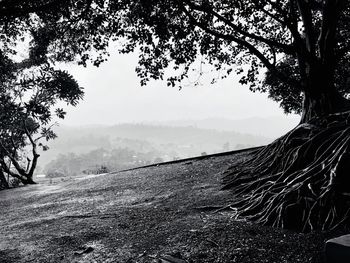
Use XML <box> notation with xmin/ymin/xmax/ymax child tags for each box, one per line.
<box><xmin>59</xmin><ymin>51</ymin><xmax>299</xmax><ymax>126</ymax></box>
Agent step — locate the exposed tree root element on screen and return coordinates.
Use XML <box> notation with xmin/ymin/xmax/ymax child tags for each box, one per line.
<box><xmin>223</xmin><ymin>111</ymin><xmax>350</xmax><ymax>232</ymax></box>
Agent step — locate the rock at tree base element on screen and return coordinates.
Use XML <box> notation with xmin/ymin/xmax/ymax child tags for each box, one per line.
<box><xmin>325</xmin><ymin>235</ymin><xmax>350</xmax><ymax>263</ymax></box>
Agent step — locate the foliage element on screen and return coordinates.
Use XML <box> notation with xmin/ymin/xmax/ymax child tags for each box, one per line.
<box><xmin>0</xmin><ymin>2</ymin><xmax>86</xmax><ymax>186</ymax></box>
<box><xmin>0</xmin><ymin>65</ymin><xmax>84</xmax><ymax>185</ymax></box>
<box><xmin>1</xmin><ymin>1</ymin><xmax>349</xmax><ymax>116</ymax></box>
<box><xmin>262</xmin><ymin>56</ymin><xmax>303</xmax><ymax>114</ymax></box>
<box><xmin>263</xmin><ymin>52</ymin><xmax>350</xmax><ymax>114</ymax></box>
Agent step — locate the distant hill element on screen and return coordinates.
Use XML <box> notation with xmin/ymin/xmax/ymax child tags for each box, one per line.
<box><xmin>149</xmin><ymin>116</ymin><xmax>299</xmax><ymax>138</ymax></box>
<box><xmin>38</xmin><ymin>123</ymin><xmax>272</xmax><ymax>169</ymax></box>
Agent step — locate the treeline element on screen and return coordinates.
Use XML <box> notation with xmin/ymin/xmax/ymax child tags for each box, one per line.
<box><xmin>44</xmin><ymin>147</ymin><xmax>163</xmax><ymax>177</ymax></box>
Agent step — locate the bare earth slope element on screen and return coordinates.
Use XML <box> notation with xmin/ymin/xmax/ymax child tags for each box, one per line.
<box><xmin>0</xmin><ymin>151</ymin><xmax>334</xmax><ymax>263</ymax></box>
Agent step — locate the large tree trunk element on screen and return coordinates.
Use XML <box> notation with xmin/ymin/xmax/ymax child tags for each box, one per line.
<box><xmin>300</xmin><ymin>63</ymin><xmax>350</xmax><ymax>123</ymax></box>
<box><xmin>0</xmin><ymin>169</ymin><xmax>9</xmax><ymax>189</ymax></box>
<box><xmin>223</xmin><ymin>63</ymin><xmax>350</xmax><ymax>231</ymax></box>
<box><xmin>221</xmin><ymin>0</ymin><xmax>350</xmax><ymax>233</ymax></box>
<box><xmin>301</xmin><ymin>88</ymin><xmax>350</xmax><ymax>123</ymax></box>
<box><xmin>22</xmin><ymin>177</ymin><xmax>37</xmax><ymax>185</ymax></box>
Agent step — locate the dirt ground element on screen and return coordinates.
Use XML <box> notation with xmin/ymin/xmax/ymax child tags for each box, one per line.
<box><xmin>0</xmin><ymin>151</ymin><xmax>342</xmax><ymax>263</ymax></box>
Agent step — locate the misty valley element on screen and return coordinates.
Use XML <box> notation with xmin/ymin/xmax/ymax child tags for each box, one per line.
<box><xmin>40</xmin><ymin>121</ymin><xmax>272</xmax><ymax>178</ymax></box>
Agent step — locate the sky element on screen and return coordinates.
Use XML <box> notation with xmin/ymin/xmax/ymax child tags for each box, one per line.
<box><xmin>59</xmin><ymin>51</ymin><xmax>299</xmax><ymax>126</ymax></box>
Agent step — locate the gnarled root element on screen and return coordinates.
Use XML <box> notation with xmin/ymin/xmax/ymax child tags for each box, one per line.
<box><xmin>223</xmin><ymin>111</ymin><xmax>350</xmax><ymax>232</ymax></box>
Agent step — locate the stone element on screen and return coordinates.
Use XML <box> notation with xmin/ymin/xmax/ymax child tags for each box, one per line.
<box><xmin>159</xmin><ymin>253</ymin><xmax>187</xmax><ymax>263</ymax></box>
<box><xmin>325</xmin><ymin>234</ymin><xmax>350</xmax><ymax>263</ymax></box>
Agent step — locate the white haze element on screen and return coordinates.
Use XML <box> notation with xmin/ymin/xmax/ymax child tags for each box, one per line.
<box><xmin>36</xmin><ymin>51</ymin><xmax>301</xmax><ymax>172</ymax></box>
<box><xmin>58</xmin><ymin>51</ymin><xmax>300</xmax><ymax>135</ymax></box>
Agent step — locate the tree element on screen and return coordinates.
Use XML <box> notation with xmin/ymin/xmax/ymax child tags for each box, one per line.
<box><xmin>2</xmin><ymin>0</ymin><xmax>350</xmax><ymax>230</ymax></box>
<box><xmin>0</xmin><ymin>5</ymin><xmax>84</xmax><ymax>187</ymax></box>
<box><xmin>107</xmin><ymin>0</ymin><xmax>350</xmax><ymax>232</ymax></box>
<box><xmin>0</xmin><ymin>66</ymin><xmax>83</xmax><ymax>186</ymax></box>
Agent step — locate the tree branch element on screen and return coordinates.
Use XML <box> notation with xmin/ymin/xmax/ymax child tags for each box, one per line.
<box><xmin>23</xmin><ymin>120</ymin><xmax>40</xmax><ymax>178</ymax></box>
<box><xmin>185</xmin><ymin>0</ymin><xmax>295</xmax><ymax>55</ymax></box>
<box><xmin>296</xmin><ymin>0</ymin><xmax>316</xmax><ymax>54</ymax></box>
<box><xmin>287</xmin><ymin>0</ymin><xmax>316</xmax><ymax>64</ymax></box>
<box><xmin>180</xmin><ymin>4</ymin><xmax>302</xmax><ymax>90</ymax></box>
<box><xmin>0</xmin><ymin>139</ymin><xmax>27</xmax><ymax>176</ymax></box>
<box><xmin>0</xmin><ymin>158</ymin><xmax>23</xmax><ymax>180</ymax></box>
<box><xmin>318</xmin><ymin>0</ymin><xmax>345</xmax><ymax>64</ymax></box>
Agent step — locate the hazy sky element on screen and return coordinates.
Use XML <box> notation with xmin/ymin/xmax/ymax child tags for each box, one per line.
<box><xmin>59</xmin><ymin>51</ymin><xmax>299</xmax><ymax>126</ymax></box>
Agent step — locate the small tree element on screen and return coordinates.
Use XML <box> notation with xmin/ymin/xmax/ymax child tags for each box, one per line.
<box><xmin>0</xmin><ymin>1</ymin><xmax>88</xmax><ymax>187</ymax></box>
<box><xmin>0</xmin><ymin>66</ymin><xmax>83</xmax><ymax>186</ymax></box>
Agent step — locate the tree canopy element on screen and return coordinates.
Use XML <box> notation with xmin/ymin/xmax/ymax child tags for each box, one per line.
<box><xmin>2</xmin><ymin>1</ymin><xmax>349</xmax><ymax>119</ymax></box>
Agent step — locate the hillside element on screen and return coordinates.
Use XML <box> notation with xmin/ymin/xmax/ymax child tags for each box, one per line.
<box><xmin>0</xmin><ymin>149</ymin><xmax>336</xmax><ymax>263</ymax></box>
<box><xmin>39</xmin><ymin>123</ymin><xmax>271</xmax><ymax>170</ymax></box>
